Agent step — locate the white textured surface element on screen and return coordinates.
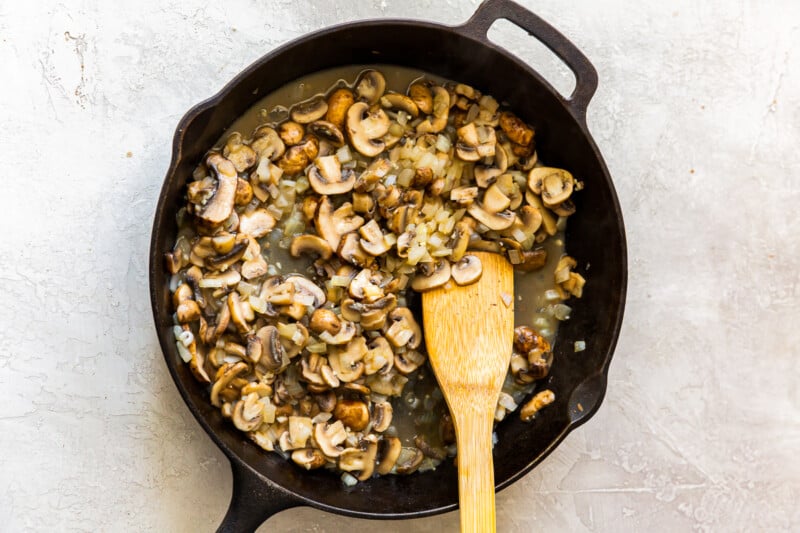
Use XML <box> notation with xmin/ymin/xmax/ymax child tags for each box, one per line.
<box><xmin>1</xmin><ymin>0</ymin><xmax>799</xmax><ymax>531</ymax></box>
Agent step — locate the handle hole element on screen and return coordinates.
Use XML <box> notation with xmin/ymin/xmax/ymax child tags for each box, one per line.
<box><xmin>487</xmin><ymin>19</ymin><xmax>576</xmax><ymax>100</ymax></box>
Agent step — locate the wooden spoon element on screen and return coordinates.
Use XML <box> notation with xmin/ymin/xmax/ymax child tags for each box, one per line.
<box><xmin>422</xmin><ymin>251</ymin><xmax>514</xmax><ymax>533</ymax></box>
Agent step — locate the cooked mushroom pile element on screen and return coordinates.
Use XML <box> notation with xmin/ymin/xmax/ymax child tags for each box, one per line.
<box><xmin>165</xmin><ymin>68</ymin><xmax>584</xmax><ymax>485</ymax></box>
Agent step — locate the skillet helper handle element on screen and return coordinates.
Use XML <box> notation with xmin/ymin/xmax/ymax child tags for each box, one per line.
<box><xmin>459</xmin><ymin>0</ymin><xmax>599</xmax><ymax>122</ymax></box>
<box><xmin>216</xmin><ymin>461</ymin><xmax>299</xmax><ymax>533</ymax></box>
<box><xmin>453</xmin><ymin>409</ymin><xmax>498</xmax><ymax>533</ymax></box>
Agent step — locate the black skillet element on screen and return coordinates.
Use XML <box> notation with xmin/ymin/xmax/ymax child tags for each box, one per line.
<box><xmin>149</xmin><ymin>0</ymin><xmax>627</xmax><ymax>530</ymax></box>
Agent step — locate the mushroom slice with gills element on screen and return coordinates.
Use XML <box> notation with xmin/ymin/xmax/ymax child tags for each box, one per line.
<box><xmin>503</xmin><ymin>204</ymin><xmax>543</xmax><ymax>240</ymax></box>
<box><xmin>300</xmin><ymin>353</ymin><xmax>326</xmax><ymax>386</ymax></box>
<box><xmin>327</xmin><ymin>336</ymin><xmax>367</xmax><ymax>382</ymax></box>
<box><xmin>308</xmin><ymin>155</ymin><xmax>355</xmax><ymax>195</ymax></box>
<box><xmin>408</xmin><ymin>82</ymin><xmax>433</xmax><ymax>115</ymax></box>
<box><xmin>210</xmin><ymin>361</ymin><xmax>249</xmax><ymax>407</ymax></box>
<box><xmin>245</xmin><ymin>333</ymin><xmax>262</xmax><ymax>364</ymax></box>
<box><xmin>474</xmin><ymin>165</ymin><xmax>504</xmax><ymax>188</ymax></box>
<box><xmin>482</xmin><ymin>183</ymin><xmax>511</xmax><ymax>213</ymax></box>
<box><xmin>250</xmin><ymin>125</ymin><xmax>285</xmax><ymax>161</ymax></box>
<box><xmin>393</xmin><ymin>349</ymin><xmax>426</xmax><ymax>375</ymax></box>
<box><xmin>394</xmin><ymin>447</ymin><xmax>425</xmax><ymax>475</ymax></box>
<box><xmin>385</xmin><ymin>307</ymin><xmax>422</xmax><ymax>349</ymax></box>
<box><xmin>333</xmin><ymin>399</ymin><xmax>370</xmax><ymax>431</ymax></box>
<box><xmin>451</xmin><ymin>254</ymin><xmax>483</xmax><ymax>286</ymax></box>
<box><xmin>315</xmin><ymin>197</ymin><xmax>364</xmax><ymax>251</ymax></box>
<box><xmin>290</xmin><ymin>234</ymin><xmax>333</xmax><ymax>262</ymax></box>
<box><xmin>309</xmin><ymin>308</ymin><xmax>341</xmax><ymax>335</ymax></box>
<box><xmin>205</xmin><ymin>234</ymin><xmax>248</xmax><ymax>271</ymax></box>
<box><xmin>318</xmin><ymin>319</ymin><xmax>356</xmax><ymax>345</ymax></box>
<box><xmin>358</xmin><ymin>219</ymin><xmax>391</xmax><ymax>256</ymax></box>
<box><xmin>227</xmin><ymin>292</ymin><xmax>251</xmax><ymax>334</ymax></box>
<box><xmin>365</xmin><ymin>369</ymin><xmax>408</xmax><ymax>397</ymax></box>
<box><xmin>371</xmin><ymin>401</ymin><xmax>393</xmax><ymax>433</ymax></box>
<box><xmin>232</xmin><ymin>392</ymin><xmax>264</xmax><ymax>432</ymax></box>
<box><xmin>197</xmin><ymin>154</ymin><xmax>238</xmax><ymax>225</ymax></box>
<box><xmin>240</xmin><ymin>237</ymin><xmax>268</xmax><ymax>280</ymax></box>
<box><xmin>416</xmin><ymin>86</ymin><xmax>450</xmax><ymax>134</ymax></box>
<box><xmin>527</xmin><ymin>167</ymin><xmax>574</xmax><ymax>206</ymax></box>
<box><xmin>325</xmin><ymin>87</ymin><xmax>355</xmax><ymax>130</ymax></box>
<box><xmin>238</xmin><ymin>209</ymin><xmax>276</xmax><ymax>239</ymax></box>
<box><xmin>286</xmin><ymin>274</ymin><xmax>326</xmax><ymax>310</ymax></box>
<box><xmin>259</xmin><ymin>276</ymin><xmax>295</xmax><ymax>305</ymax></box>
<box><xmin>307</xmin><ymin>120</ymin><xmax>345</xmax><ymax>146</ymax></box>
<box><xmin>346</xmin><ymin>102</ymin><xmax>390</xmax><ymax>157</ymax></box>
<box><xmin>290</xmin><ymin>95</ymin><xmax>328</xmax><ymax>124</ymax></box>
<box><xmin>525</xmin><ymin>190</ymin><xmax>558</xmax><ymax>236</ymax></box>
<box><xmin>410</xmin><ymin>259</ymin><xmax>452</xmax><ymax>292</ymax></box>
<box><xmin>223</xmin><ymin>133</ymin><xmax>257</xmax><ymax>173</ymax></box>
<box><xmin>448</xmin><ymin>219</ymin><xmax>473</xmax><ymax>262</ymax></box>
<box><xmin>550</xmin><ymin>198</ymin><xmax>576</xmax><ymax>217</ymax></box>
<box><xmin>364</xmin><ymin>336</ymin><xmax>394</xmax><ymax>375</ymax></box>
<box><xmin>337</xmin><ymin>232</ymin><xmax>374</xmax><ymax>268</ymax></box>
<box><xmin>499</xmin><ymin>111</ymin><xmax>535</xmax><ymax>147</ymax></box>
<box><xmin>380</xmin><ymin>92</ymin><xmax>419</xmax><ymax>117</ymax></box>
<box><xmin>279</xmin><ymin>121</ymin><xmax>305</xmax><ymax>146</ymax></box>
<box><xmin>339</xmin><ymin>439</ymin><xmax>379</xmax><ymax>481</ymax></box>
<box><xmin>359</xmin><ymin>295</ymin><xmax>397</xmax><ymax>331</ymax></box>
<box><xmin>255</xmin><ymin>325</ymin><xmax>285</xmax><ymax>371</ymax></box>
<box><xmin>315</xmin><ymin>420</ymin><xmax>348</xmax><ymax>458</ymax></box>
<box><xmin>467</xmin><ymin>202</ymin><xmax>516</xmax><ymax>231</ymax></box>
<box><xmin>292</xmin><ymin>448</ymin><xmax>327</xmax><ymax>470</ymax></box>
<box><xmin>354</xmin><ymin>69</ymin><xmax>386</xmax><ymax>104</ymax></box>
<box><xmin>376</xmin><ymin>436</ymin><xmax>402</xmax><ymax>475</ymax></box>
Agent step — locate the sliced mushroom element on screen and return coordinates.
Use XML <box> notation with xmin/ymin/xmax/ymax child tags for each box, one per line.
<box><xmin>327</xmin><ymin>336</ymin><xmax>367</xmax><ymax>382</ymax></box>
<box><xmin>520</xmin><ymin>389</ymin><xmax>555</xmax><ymax>421</ymax></box>
<box><xmin>227</xmin><ymin>292</ymin><xmax>250</xmax><ymax>334</ymax></box>
<box><xmin>380</xmin><ymin>93</ymin><xmax>419</xmax><ymax>117</ymax></box>
<box><xmin>525</xmin><ymin>191</ymin><xmax>558</xmax><ymax>236</ymax></box>
<box><xmin>371</xmin><ymin>401</ymin><xmax>393</xmax><ymax>433</ymax></box>
<box><xmin>240</xmin><ymin>237</ymin><xmax>268</xmax><ymax>280</ymax></box>
<box><xmin>309</xmin><ymin>308</ymin><xmax>341</xmax><ymax>335</ymax></box>
<box><xmin>334</xmin><ymin>399</ymin><xmax>370</xmax><ymax>431</ymax></box>
<box><xmin>318</xmin><ymin>319</ymin><xmax>356</xmax><ymax>345</ymax></box>
<box><xmin>291</xmin><ymin>95</ymin><xmax>328</xmax><ymax>124</ymax></box>
<box><xmin>376</xmin><ymin>436</ymin><xmax>402</xmax><ymax>474</ymax></box>
<box><xmin>363</xmin><ymin>336</ymin><xmax>394</xmax><ymax>375</ymax></box>
<box><xmin>393</xmin><ymin>349</ymin><xmax>426</xmax><ymax>375</ymax></box>
<box><xmin>232</xmin><ymin>393</ymin><xmax>263</xmax><ymax>432</ymax></box>
<box><xmin>315</xmin><ymin>197</ymin><xmax>365</xmax><ymax>251</ymax></box>
<box><xmin>292</xmin><ymin>448</ymin><xmax>327</xmax><ymax>470</ymax></box>
<box><xmin>394</xmin><ymin>447</ymin><xmax>424</xmax><ymax>474</ymax></box>
<box><xmin>358</xmin><ymin>219</ymin><xmax>391</xmax><ymax>256</ymax></box>
<box><xmin>354</xmin><ymin>69</ymin><xmax>386</xmax><ymax>104</ymax></box>
<box><xmin>238</xmin><ymin>209</ymin><xmax>276</xmax><ymax>239</ymax></box>
<box><xmin>414</xmin><ymin>435</ymin><xmax>447</xmax><ymax>461</ymax></box>
<box><xmin>210</xmin><ymin>361</ymin><xmax>249</xmax><ymax>407</ymax></box>
<box><xmin>339</xmin><ymin>439</ymin><xmax>378</xmax><ymax>481</ymax></box>
<box><xmin>509</xmin><ymin>248</ymin><xmax>547</xmax><ymax>272</ymax></box>
<box><xmin>410</xmin><ymin>260</ymin><xmax>451</xmax><ymax>292</ymax></box>
<box><xmin>325</xmin><ymin>88</ymin><xmax>355</xmax><ymax>130</ymax></box>
<box><xmin>408</xmin><ymin>82</ymin><xmax>433</xmax><ymax>115</ymax></box>
<box><xmin>287</xmin><ymin>416</ymin><xmax>314</xmax><ymax>448</ymax></box>
<box><xmin>483</xmin><ymin>183</ymin><xmax>511</xmax><ymax>213</ymax></box>
<box><xmin>251</xmin><ymin>126</ymin><xmax>285</xmax><ymax>161</ymax></box>
<box><xmin>174</xmin><ymin>284</ymin><xmax>200</xmax><ymax>323</ymax></box>
<box><xmin>286</xmin><ymin>274</ymin><xmax>327</xmax><ymax>309</ymax></box>
<box><xmin>467</xmin><ymin>202</ymin><xmax>516</xmax><ymax>231</ymax></box>
<box><xmin>198</xmin><ymin>154</ymin><xmax>238</xmax><ymax>225</ymax></box>
<box><xmin>290</xmin><ymin>234</ymin><xmax>333</xmax><ymax>260</ymax></box>
<box><xmin>308</xmin><ymin>155</ymin><xmax>355</xmax><ymax>195</ymax></box>
<box><xmin>279</xmin><ymin>121</ymin><xmax>305</xmax><ymax>146</ymax></box>
<box><xmin>528</xmin><ymin>167</ymin><xmax>574</xmax><ymax>206</ymax></box>
<box><xmin>365</xmin><ymin>370</ymin><xmax>408</xmax><ymax>397</ymax></box>
<box><xmin>308</xmin><ymin>120</ymin><xmax>345</xmax><ymax>146</ymax></box>
<box><xmin>416</xmin><ymin>86</ymin><xmax>450</xmax><ymax>134</ymax></box>
<box><xmin>499</xmin><ymin>111</ymin><xmax>534</xmax><ymax>147</ymax></box>
<box><xmin>338</xmin><ymin>232</ymin><xmax>374</xmax><ymax>268</ymax></box>
<box><xmin>550</xmin><ymin>199</ymin><xmax>576</xmax><ymax>217</ymax></box>
<box><xmin>451</xmin><ymin>254</ymin><xmax>483</xmax><ymax>285</ymax></box>
<box><xmin>385</xmin><ymin>308</ymin><xmax>422</xmax><ymax>349</ymax></box>
<box><xmin>346</xmin><ymin>102</ymin><xmax>390</xmax><ymax>157</ymax></box>
<box><xmin>255</xmin><ymin>325</ymin><xmax>284</xmax><ymax>371</ymax></box>
<box><xmin>224</xmin><ymin>133</ymin><xmax>258</xmax><ymax>173</ymax></box>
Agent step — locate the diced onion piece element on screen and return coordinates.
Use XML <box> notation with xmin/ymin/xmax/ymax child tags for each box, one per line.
<box><xmin>342</xmin><ymin>472</ymin><xmax>358</xmax><ymax>487</ymax></box>
<box><xmin>435</xmin><ymin>134</ymin><xmax>451</xmax><ymax>153</ymax></box>
<box><xmin>331</xmin><ymin>275</ymin><xmax>351</xmax><ymax>287</ymax></box>
<box><xmin>306</xmin><ymin>342</ymin><xmax>327</xmax><ymax>353</ymax></box>
<box><xmin>336</xmin><ymin>145</ymin><xmax>352</xmax><ymax>163</ymax></box>
<box><xmin>544</xmin><ymin>289</ymin><xmax>561</xmax><ymax>301</ymax></box>
<box><xmin>501</xmin><ymin>292</ymin><xmax>513</xmax><ymax>307</ymax></box>
<box><xmin>574</xmin><ymin>340</ymin><xmax>586</xmax><ymax>352</ymax></box>
<box><xmin>178</xmin><ymin>330</ymin><xmax>194</xmax><ymax>347</ymax></box>
<box><xmin>176</xmin><ymin>341</ymin><xmax>192</xmax><ymax>363</ymax></box>
<box><xmin>249</xmin><ymin>295</ymin><xmax>268</xmax><ymax>314</ymax></box>
<box><xmin>553</xmin><ymin>303</ymin><xmax>572</xmax><ymax>321</ymax></box>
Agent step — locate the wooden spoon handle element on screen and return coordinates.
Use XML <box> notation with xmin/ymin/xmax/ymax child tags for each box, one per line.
<box><xmin>454</xmin><ymin>409</ymin><xmax>497</xmax><ymax>533</ymax></box>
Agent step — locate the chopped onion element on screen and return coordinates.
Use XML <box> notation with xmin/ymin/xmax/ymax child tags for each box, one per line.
<box><xmin>312</xmin><ymin>412</ymin><xmax>332</xmax><ymax>424</ymax></box>
<box><xmin>501</xmin><ymin>292</ymin><xmax>513</xmax><ymax>307</ymax></box>
<box><xmin>306</xmin><ymin>342</ymin><xmax>327</xmax><ymax>353</ymax></box>
<box><xmin>223</xmin><ymin>354</ymin><xmax>242</xmax><ymax>364</ymax></box>
<box><xmin>553</xmin><ymin>303</ymin><xmax>572</xmax><ymax>321</ymax></box>
<box><xmin>544</xmin><ymin>289</ymin><xmax>561</xmax><ymax>301</ymax></box>
<box><xmin>176</xmin><ymin>341</ymin><xmax>192</xmax><ymax>363</ymax></box>
<box><xmin>341</xmin><ymin>472</ymin><xmax>358</xmax><ymax>487</ymax></box>
<box><xmin>574</xmin><ymin>340</ymin><xmax>586</xmax><ymax>352</ymax></box>
<box><xmin>331</xmin><ymin>275</ymin><xmax>351</xmax><ymax>287</ymax></box>
<box><xmin>248</xmin><ymin>295</ymin><xmax>268</xmax><ymax>314</ymax></box>
<box><xmin>435</xmin><ymin>134</ymin><xmax>451</xmax><ymax>153</ymax></box>
<box><xmin>336</xmin><ymin>145</ymin><xmax>352</xmax><ymax>163</ymax></box>
<box><xmin>169</xmin><ymin>273</ymin><xmax>181</xmax><ymax>292</ymax></box>
<box><xmin>178</xmin><ymin>330</ymin><xmax>194</xmax><ymax>347</ymax></box>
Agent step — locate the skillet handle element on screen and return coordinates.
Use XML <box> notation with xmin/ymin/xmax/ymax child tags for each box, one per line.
<box><xmin>458</xmin><ymin>0</ymin><xmax>598</xmax><ymax>122</ymax></box>
<box><xmin>216</xmin><ymin>460</ymin><xmax>300</xmax><ymax>533</ymax></box>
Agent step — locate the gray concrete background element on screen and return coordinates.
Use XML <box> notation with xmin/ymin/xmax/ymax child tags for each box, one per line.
<box><xmin>1</xmin><ymin>0</ymin><xmax>798</xmax><ymax>531</ymax></box>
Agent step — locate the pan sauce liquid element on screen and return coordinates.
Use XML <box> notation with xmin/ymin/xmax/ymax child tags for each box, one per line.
<box><xmin>217</xmin><ymin>65</ymin><xmax>566</xmax><ymax>458</ymax></box>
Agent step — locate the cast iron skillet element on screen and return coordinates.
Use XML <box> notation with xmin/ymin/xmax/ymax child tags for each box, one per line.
<box><xmin>149</xmin><ymin>0</ymin><xmax>627</xmax><ymax>530</ymax></box>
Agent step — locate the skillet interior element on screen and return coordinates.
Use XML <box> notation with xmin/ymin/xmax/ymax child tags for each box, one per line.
<box><xmin>150</xmin><ymin>19</ymin><xmax>626</xmax><ymax>518</ymax></box>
